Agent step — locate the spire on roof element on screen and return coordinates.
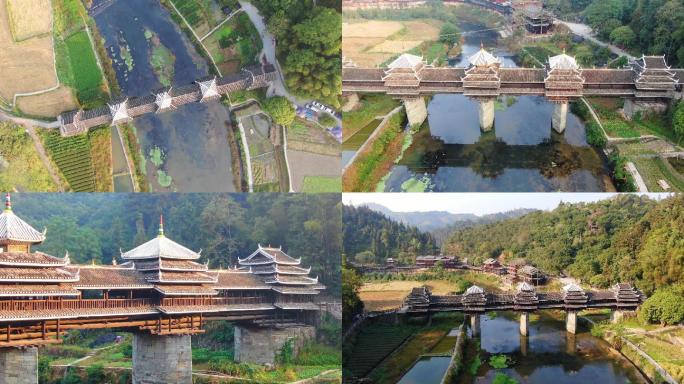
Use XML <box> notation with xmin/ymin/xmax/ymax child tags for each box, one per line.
<box><xmin>4</xmin><ymin>193</ymin><xmax>10</xmax><ymax>212</ymax></box>
<box><xmin>158</xmin><ymin>214</ymin><xmax>164</xmax><ymax>237</ymax></box>
<box><xmin>468</xmin><ymin>45</ymin><xmax>501</xmax><ymax>67</ymax></box>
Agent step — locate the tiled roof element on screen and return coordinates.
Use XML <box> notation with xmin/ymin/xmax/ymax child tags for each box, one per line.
<box><xmin>70</xmin><ymin>266</ymin><xmax>151</xmax><ymax>289</ymax></box>
<box><xmin>549</xmin><ymin>53</ymin><xmax>579</xmax><ymax>70</ymax></box>
<box><xmin>469</xmin><ymin>47</ymin><xmax>501</xmax><ymax>67</ymax></box>
<box><xmin>274</xmin><ymin>302</ymin><xmax>320</xmax><ymax>310</ymax></box>
<box><xmin>145</xmin><ymin>271</ymin><xmax>218</xmax><ymax>283</ymax></box>
<box><xmin>0</xmin><ymin>267</ymin><xmax>78</xmax><ymax>282</ymax></box>
<box><xmin>0</xmin><ymin>283</ymin><xmax>80</xmax><ymax>297</ymax></box>
<box><xmin>264</xmin><ymin>275</ymin><xmax>319</xmax><ymax>285</ymax></box>
<box><xmin>239</xmin><ymin>245</ymin><xmax>301</xmax><ymax>266</ymax></box>
<box><xmin>499</xmin><ymin>68</ymin><xmax>545</xmax><ymax>83</ymax></box>
<box><xmin>271</xmin><ymin>286</ymin><xmax>321</xmax><ymax>295</ymax></box>
<box><xmin>0</xmin><ymin>209</ymin><xmax>45</xmax><ymax>243</ymax></box>
<box><xmin>342</xmin><ymin>68</ymin><xmax>384</xmax><ymax>81</ymax></box>
<box><xmin>420</xmin><ymin>68</ymin><xmax>464</xmax><ymax>82</ymax></box>
<box><xmin>581</xmin><ymin>69</ymin><xmax>634</xmax><ymax>84</ymax></box>
<box><xmin>154</xmin><ymin>285</ymin><xmax>218</xmax><ymax>296</ymax></box>
<box><xmin>0</xmin><ymin>251</ymin><xmax>68</xmax><ymax>267</ymax></box>
<box><xmin>135</xmin><ymin>259</ymin><xmax>208</xmax><ymax>272</ymax></box>
<box><xmin>122</xmin><ymin>235</ymin><xmax>200</xmax><ymax>260</ymax></box>
<box><xmin>214</xmin><ymin>270</ymin><xmax>270</xmax><ymax>290</ymax></box>
<box><xmin>387</xmin><ymin>54</ymin><xmax>424</xmax><ymax>69</ymax></box>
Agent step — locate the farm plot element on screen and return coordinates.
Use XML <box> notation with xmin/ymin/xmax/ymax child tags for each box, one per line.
<box><xmin>42</xmin><ymin>132</ymin><xmax>97</xmax><ymax>192</ymax></box>
<box><xmin>0</xmin><ymin>0</ymin><xmax>59</xmax><ymax>103</ymax></box>
<box><xmin>60</xmin><ymin>31</ymin><xmax>107</xmax><ymax>108</ymax></box>
<box><xmin>6</xmin><ymin>0</ymin><xmax>52</xmax><ymax>41</ymax></box>
<box><xmin>342</xmin><ymin>19</ymin><xmax>441</xmax><ymax>67</ymax></box>
<box><xmin>203</xmin><ymin>13</ymin><xmax>262</xmax><ymax>75</ymax></box>
<box><xmin>169</xmin><ymin>0</ymin><xmax>227</xmax><ymax>37</ymax></box>
<box><xmin>345</xmin><ymin>324</ymin><xmax>414</xmax><ymax>378</ymax></box>
<box><xmin>239</xmin><ymin>112</ymin><xmax>279</xmax><ymax>188</ymax></box>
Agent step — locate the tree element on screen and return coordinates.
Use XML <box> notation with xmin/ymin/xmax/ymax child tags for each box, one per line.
<box><xmin>354</xmin><ymin>250</ymin><xmax>375</xmax><ymax>265</ymax></box>
<box><xmin>610</xmin><ymin>26</ymin><xmax>635</xmax><ymax>48</ymax></box>
<box><xmin>439</xmin><ymin>23</ymin><xmax>460</xmax><ymax>46</ymax></box>
<box><xmin>263</xmin><ymin>96</ymin><xmax>295</xmax><ymax>126</ymax></box>
<box><xmin>674</xmin><ymin>101</ymin><xmax>684</xmax><ymax>138</ymax></box>
<box><xmin>638</xmin><ymin>286</ymin><xmax>684</xmax><ymax>325</ymax></box>
<box><xmin>318</xmin><ymin>113</ymin><xmax>337</xmax><ymax>128</ymax></box>
<box><xmin>342</xmin><ymin>262</ymin><xmax>364</xmax><ymax>326</ymax></box>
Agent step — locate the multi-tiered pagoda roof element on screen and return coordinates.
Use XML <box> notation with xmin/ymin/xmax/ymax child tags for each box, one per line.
<box><xmin>0</xmin><ymin>194</ymin><xmax>79</xmax><ymax>297</ymax></box>
<box><xmin>545</xmin><ymin>51</ymin><xmax>584</xmax><ymax>101</ymax></box>
<box><xmin>238</xmin><ymin>245</ymin><xmax>324</xmax><ymax>310</ymax></box>
<box><xmin>121</xmin><ymin>216</ymin><xmax>218</xmax><ymax>297</ymax></box>
<box><xmin>463</xmin><ymin>45</ymin><xmax>502</xmax><ymax>97</ymax></box>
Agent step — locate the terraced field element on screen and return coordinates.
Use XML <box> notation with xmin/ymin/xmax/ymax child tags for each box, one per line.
<box><xmin>43</xmin><ymin>132</ymin><xmax>96</xmax><ymax>192</ymax></box>
<box><xmin>344</xmin><ymin>324</ymin><xmax>414</xmax><ymax>378</ymax></box>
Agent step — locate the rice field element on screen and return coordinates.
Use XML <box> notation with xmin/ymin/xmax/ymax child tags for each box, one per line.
<box><xmin>63</xmin><ymin>31</ymin><xmax>106</xmax><ymax>107</ymax></box>
<box><xmin>6</xmin><ymin>0</ymin><xmax>51</xmax><ymax>41</ymax></box>
<box><xmin>344</xmin><ymin>324</ymin><xmax>414</xmax><ymax>378</ymax></box>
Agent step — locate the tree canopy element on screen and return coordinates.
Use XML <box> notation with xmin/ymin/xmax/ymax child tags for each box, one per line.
<box><xmin>263</xmin><ymin>96</ymin><xmax>296</xmax><ymax>126</ymax></box>
<box><xmin>343</xmin><ymin>205</ymin><xmax>438</xmax><ymax>265</ymax></box>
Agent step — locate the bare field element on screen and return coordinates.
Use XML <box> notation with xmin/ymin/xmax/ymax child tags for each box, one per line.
<box><xmin>6</xmin><ymin>0</ymin><xmax>52</xmax><ymax>41</ymax></box>
<box><xmin>286</xmin><ymin>150</ymin><xmax>341</xmax><ymax>192</ymax></box>
<box><xmin>0</xmin><ymin>0</ymin><xmax>59</xmax><ymax>101</ymax></box>
<box><xmin>342</xmin><ymin>19</ymin><xmax>441</xmax><ymax>67</ymax></box>
<box><xmin>359</xmin><ymin>280</ymin><xmax>458</xmax><ymax>311</ymax></box>
<box><xmin>16</xmin><ymin>86</ymin><xmax>78</xmax><ymax>117</ymax></box>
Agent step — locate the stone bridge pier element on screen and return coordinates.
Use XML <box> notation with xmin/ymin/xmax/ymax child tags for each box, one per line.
<box><xmin>565</xmin><ymin>311</ymin><xmax>578</xmax><ymax>334</ymax></box>
<box><xmin>519</xmin><ymin>312</ymin><xmax>530</xmax><ymax>336</ymax></box>
<box><xmin>469</xmin><ymin>314</ymin><xmax>481</xmax><ymax>337</ymax></box>
<box><xmin>478</xmin><ymin>98</ymin><xmax>496</xmax><ymax>132</ymax></box>
<box><xmin>403</xmin><ymin>97</ymin><xmax>428</xmax><ymax>127</ymax></box>
<box><xmin>234</xmin><ymin>325</ymin><xmax>316</xmax><ymax>365</ymax></box>
<box><xmin>552</xmin><ymin>102</ymin><xmax>569</xmax><ymax>133</ymax></box>
<box><xmin>0</xmin><ymin>347</ymin><xmax>38</xmax><ymax>384</ymax></box>
<box><xmin>132</xmin><ymin>333</ymin><xmax>192</xmax><ymax>384</ymax></box>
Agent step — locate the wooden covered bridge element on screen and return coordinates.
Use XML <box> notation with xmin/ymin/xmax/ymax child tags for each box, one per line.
<box><xmin>0</xmin><ymin>194</ymin><xmax>324</xmax><ymax>383</ymax></box>
<box><xmin>403</xmin><ymin>282</ymin><xmax>644</xmax><ymax>336</ymax></box>
<box><xmin>342</xmin><ymin>48</ymin><xmax>684</xmax><ymax>132</ymax></box>
<box><xmin>57</xmin><ymin>64</ymin><xmax>277</xmax><ymax>137</ymax></box>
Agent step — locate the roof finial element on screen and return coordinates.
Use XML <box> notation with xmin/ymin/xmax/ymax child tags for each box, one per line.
<box><xmin>4</xmin><ymin>193</ymin><xmax>11</xmax><ymax>212</ymax></box>
<box><xmin>480</xmin><ymin>41</ymin><xmax>484</xmax><ymax>49</ymax></box>
<box><xmin>563</xmin><ymin>48</ymin><xmax>566</xmax><ymax>55</ymax></box>
<box><xmin>158</xmin><ymin>214</ymin><xmax>164</xmax><ymax>237</ymax></box>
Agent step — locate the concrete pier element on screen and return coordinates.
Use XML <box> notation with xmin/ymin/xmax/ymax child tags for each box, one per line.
<box><xmin>469</xmin><ymin>314</ymin><xmax>481</xmax><ymax>337</ymax></box>
<box><xmin>519</xmin><ymin>312</ymin><xmax>529</xmax><ymax>336</ymax></box>
<box><xmin>479</xmin><ymin>98</ymin><xmax>495</xmax><ymax>131</ymax></box>
<box><xmin>133</xmin><ymin>334</ymin><xmax>192</xmax><ymax>384</ymax></box>
<box><xmin>403</xmin><ymin>97</ymin><xmax>428</xmax><ymax>127</ymax></box>
<box><xmin>566</xmin><ymin>311</ymin><xmax>577</xmax><ymax>334</ymax></box>
<box><xmin>0</xmin><ymin>347</ymin><xmax>38</xmax><ymax>384</ymax></box>
<box><xmin>234</xmin><ymin>326</ymin><xmax>315</xmax><ymax>365</ymax></box>
<box><xmin>552</xmin><ymin>102</ymin><xmax>568</xmax><ymax>133</ymax></box>
<box><xmin>611</xmin><ymin>310</ymin><xmax>625</xmax><ymax>323</ymax></box>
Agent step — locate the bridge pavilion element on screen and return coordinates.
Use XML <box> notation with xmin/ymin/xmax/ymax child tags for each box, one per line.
<box><xmin>0</xmin><ymin>194</ymin><xmax>325</xmax><ymax>383</ymax></box>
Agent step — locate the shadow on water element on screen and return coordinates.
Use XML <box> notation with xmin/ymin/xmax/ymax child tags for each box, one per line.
<box><xmin>381</xmin><ymin>23</ymin><xmax>614</xmax><ymax>192</ymax></box>
<box><xmin>461</xmin><ymin>312</ymin><xmax>647</xmax><ymax>384</ymax></box>
<box><xmin>92</xmin><ymin>0</ymin><xmax>237</xmax><ymax>191</ymax></box>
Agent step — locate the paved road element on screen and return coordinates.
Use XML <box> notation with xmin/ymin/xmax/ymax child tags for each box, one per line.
<box><xmin>555</xmin><ymin>20</ymin><xmax>636</xmax><ymax>60</ymax></box>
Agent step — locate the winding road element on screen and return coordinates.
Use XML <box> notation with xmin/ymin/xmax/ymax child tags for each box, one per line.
<box><xmin>554</xmin><ymin>20</ymin><xmax>636</xmax><ymax>60</ymax></box>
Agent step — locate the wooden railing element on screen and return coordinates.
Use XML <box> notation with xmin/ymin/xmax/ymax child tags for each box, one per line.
<box><xmin>0</xmin><ymin>298</ymin><xmax>151</xmax><ymax>312</ymax></box>
<box><xmin>160</xmin><ymin>297</ymin><xmax>268</xmax><ymax>306</ymax></box>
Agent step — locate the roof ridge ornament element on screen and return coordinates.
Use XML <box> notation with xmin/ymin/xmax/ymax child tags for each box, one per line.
<box><xmin>158</xmin><ymin>214</ymin><xmax>164</xmax><ymax>237</ymax></box>
<box><xmin>4</xmin><ymin>193</ymin><xmax>11</xmax><ymax>212</ymax></box>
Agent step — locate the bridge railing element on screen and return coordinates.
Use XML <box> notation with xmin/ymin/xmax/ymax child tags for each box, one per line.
<box><xmin>160</xmin><ymin>297</ymin><xmax>268</xmax><ymax>307</ymax></box>
<box><xmin>0</xmin><ymin>298</ymin><xmax>152</xmax><ymax>312</ymax></box>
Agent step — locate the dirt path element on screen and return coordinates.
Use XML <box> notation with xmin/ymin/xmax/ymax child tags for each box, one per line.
<box><xmin>555</xmin><ymin>20</ymin><xmax>636</xmax><ymax>60</ymax></box>
<box><xmin>24</xmin><ymin>125</ymin><xmax>65</xmax><ymax>191</ymax></box>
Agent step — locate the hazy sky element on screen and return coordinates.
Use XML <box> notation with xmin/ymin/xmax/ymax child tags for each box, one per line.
<box><xmin>342</xmin><ymin>193</ymin><xmax>672</xmax><ymax>216</ymax></box>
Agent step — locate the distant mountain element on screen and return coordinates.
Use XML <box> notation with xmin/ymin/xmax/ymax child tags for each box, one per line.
<box><xmin>360</xmin><ymin>203</ymin><xmax>536</xmax><ymax>233</ymax></box>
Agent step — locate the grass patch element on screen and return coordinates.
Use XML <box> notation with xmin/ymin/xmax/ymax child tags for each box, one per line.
<box><xmin>603</xmin><ymin>120</ymin><xmax>640</xmax><ymax>138</ymax></box>
<box><xmin>0</xmin><ymin>122</ymin><xmax>58</xmax><ymax>191</ymax></box>
<box><xmin>87</xmin><ymin>126</ymin><xmax>113</xmax><ymax>192</ymax></box>
<box><xmin>301</xmin><ymin>176</ymin><xmax>341</xmax><ymax>193</ymax></box>
<box><xmin>489</xmin><ymin>354</ymin><xmax>510</xmax><ymax>369</ymax></box>
<box><xmin>342</xmin><ymin>94</ymin><xmax>400</xmax><ymax>141</ymax></box>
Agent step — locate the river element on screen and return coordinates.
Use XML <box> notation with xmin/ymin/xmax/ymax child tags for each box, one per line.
<box><xmin>394</xmin><ymin>312</ymin><xmax>646</xmax><ymax>384</ymax></box>
<box><xmin>376</xmin><ymin>23</ymin><xmax>615</xmax><ymax>192</ymax></box>
<box><xmin>91</xmin><ymin>0</ymin><xmax>237</xmax><ymax>192</ymax></box>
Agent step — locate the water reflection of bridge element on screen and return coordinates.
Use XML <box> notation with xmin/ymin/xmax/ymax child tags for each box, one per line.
<box><xmin>398</xmin><ymin>130</ymin><xmax>605</xmax><ymax>179</ymax></box>
<box><xmin>404</xmin><ymin>283</ymin><xmax>645</xmax><ymax>336</ymax></box>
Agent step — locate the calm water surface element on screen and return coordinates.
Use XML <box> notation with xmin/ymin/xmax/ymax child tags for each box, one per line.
<box><xmin>397</xmin><ymin>356</ymin><xmax>451</xmax><ymax>384</ymax></box>
<box><xmin>468</xmin><ymin>312</ymin><xmax>646</xmax><ymax>384</ymax></box>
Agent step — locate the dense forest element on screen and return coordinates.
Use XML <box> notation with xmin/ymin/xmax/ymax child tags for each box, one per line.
<box><xmin>252</xmin><ymin>0</ymin><xmax>341</xmax><ymax>106</ymax></box>
<box><xmin>10</xmin><ymin>193</ymin><xmax>341</xmax><ymax>295</ymax></box>
<box><xmin>544</xmin><ymin>0</ymin><xmax>684</xmax><ymax>67</ymax></box>
<box><xmin>343</xmin><ymin>205</ymin><xmax>438</xmax><ymax>265</ymax></box>
<box><xmin>445</xmin><ymin>194</ymin><xmax>683</xmax><ymax>295</ymax></box>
